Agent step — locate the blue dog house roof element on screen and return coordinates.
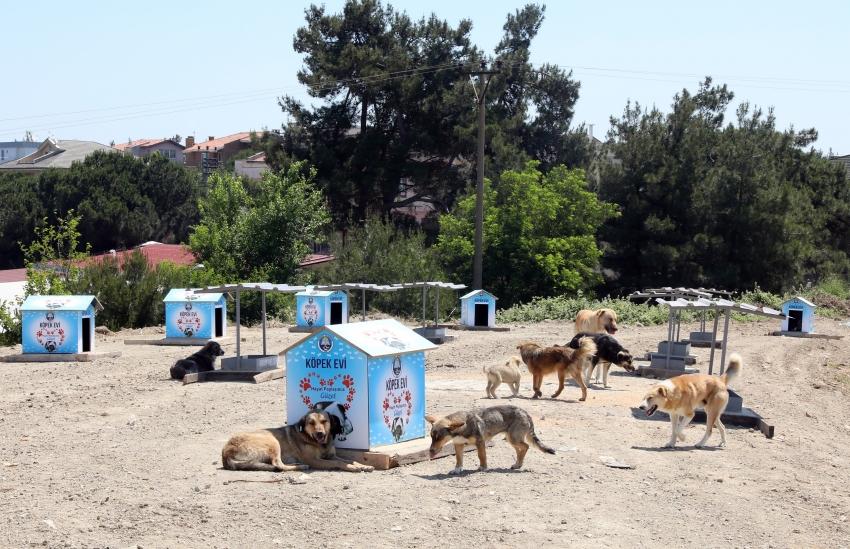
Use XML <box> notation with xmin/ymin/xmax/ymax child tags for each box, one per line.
<box><xmin>21</xmin><ymin>295</ymin><xmax>103</xmax><ymax>312</ymax></box>
<box><xmin>282</xmin><ymin>318</ymin><xmax>437</xmax><ymax>358</ymax></box>
<box><xmin>163</xmin><ymin>289</ymin><xmax>229</xmax><ymax>303</ymax></box>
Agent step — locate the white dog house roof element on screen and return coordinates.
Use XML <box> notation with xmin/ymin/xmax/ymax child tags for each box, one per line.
<box><xmin>163</xmin><ymin>289</ymin><xmax>230</xmax><ymax>302</ymax></box>
<box><xmin>782</xmin><ymin>296</ymin><xmax>815</xmax><ymax>308</ymax></box>
<box><xmin>295</xmin><ymin>288</ymin><xmax>335</xmax><ymax>297</ymax></box>
<box><xmin>282</xmin><ymin>318</ymin><xmax>437</xmax><ymax>358</ymax></box>
<box><xmin>21</xmin><ymin>295</ymin><xmax>103</xmax><ymax>312</ymax></box>
<box><xmin>460</xmin><ymin>289</ymin><xmax>498</xmax><ymax>300</ymax></box>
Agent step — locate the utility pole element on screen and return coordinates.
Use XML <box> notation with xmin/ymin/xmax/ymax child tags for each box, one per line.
<box><xmin>464</xmin><ymin>60</ymin><xmax>501</xmax><ymax>290</ymax></box>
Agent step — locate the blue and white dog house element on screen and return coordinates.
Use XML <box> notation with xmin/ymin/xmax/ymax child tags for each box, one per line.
<box><xmin>460</xmin><ymin>290</ymin><xmax>497</xmax><ymax>328</ymax></box>
<box><xmin>296</xmin><ymin>288</ymin><xmax>348</xmax><ymax>328</ymax></box>
<box><xmin>21</xmin><ymin>295</ymin><xmax>103</xmax><ymax>354</ymax></box>
<box><xmin>164</xmin><ymin>289</ymin><xmax>228</xmax><ymax>339</ymax></box>
<box><xmin>781</xmin><ymin>296</ymin><xmax>815</xmax><ymax>333</ymax></box>
<box><xmin>283</xmin><ymin>318</ymin><xmax>436</xmax><ymax>450</ymax></box>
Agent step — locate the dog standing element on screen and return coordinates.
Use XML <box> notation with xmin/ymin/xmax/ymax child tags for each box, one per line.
<box><xmin>483</xmin><ymin>356</ymin><xmax>523</xmax><ymax>398</ymax></box>
<box><xmin>573</xmin><ymin>308</ymin><xmax>619</xmax><ymax>335</ymax></box>
<box><xmin>170</xmin><ymin>341</ymin><xmax>225</xmax><ymax>380</ymax></box>
<box><xmin>638</xmin><ymin>353</ymin><xmax>743</xmax><ymax>448</ymax></box>
<box><xmin>426</xmin><ymin>405</ymin><xmax>555</xmax><ymax>474</ymax></box>
<box><xmin>221</xmin><ymin>410</ymin><xmax>374</xmax><ymax>472</ymax></box>
<box><xmin>517</xmin><ymin>337</ymin><xmax>596</xmax><ymax>401</ymax></box>
<box><xmin>567</xmin><ymin>331</ymin><xmax>634</xmax><ymax>388</ymax></box>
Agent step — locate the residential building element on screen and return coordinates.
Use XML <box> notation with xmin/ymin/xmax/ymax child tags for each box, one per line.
<box><xmin>233</xmin><ymin>151</ymin><xmax>268</xmax><ymax>180</ymax></box>
<box><xmin>0</xmin><ymin>138</ymin><xmax>114</xmax><ymax>175</ymax></box>
<box><xmin>182</xmin><ymin>132</ymin><xmax>253</xmax><ymax>169</ymax></box>
<box><xmin>830</xmin><ymin>153</ymin><xmax>850</xmax><ymax>179</ymax></box>
<box><xmin>0</xmin><ymin>141</ymin><xmax>40</xmax><ymax>165</ymax></box>
<box><xmin>112</xmin><ymin>138</ymin><xmax>184</xmax><ymax>163</ymax></box>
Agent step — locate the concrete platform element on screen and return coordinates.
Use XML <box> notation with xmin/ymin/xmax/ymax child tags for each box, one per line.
<box><xmin>692</xmin><ymin>407</ymin><xmax>774</xmax><ymax>438</ymax></box>
<box><xmin>336</xmin><ymin>439</ymin><xmax>494</xmax><ymax>470</ymax></box>
<box><xmin>449</xmin><ymin>325</ymin><xmax>511</xmax><ymax>332</ymax></box>
<box><xmin>0</xmin><ymin>351</ymin><xmax>122</xmax><ymax>363</ymax></box>
<box><xmin>771</xmin><ymin>331</ymin><xmax>844</xmax><ymax>340</ymax></box>
<box><xmin>288</xmin><ymin>326</ymin><xmax>322</xmax><ymax>333</ymax></box>
<box><xmin>182</xmin><ymin>368</ymin><xmax>285</xmax><ymax>385</ymax></box>
<box><xmin>637</xmin><ymin>365</ymin><xmax>700</xmax><ymax>378</ymax></box>
<box><xmin>124</xmin><ymin>336</ymin><xmax>235</xmax><ymax>346</ymax></box>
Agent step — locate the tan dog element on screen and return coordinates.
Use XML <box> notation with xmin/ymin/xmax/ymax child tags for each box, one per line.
<box><xmin>483</xmin><ymin>356</ymin><xmax>522</xmax><ymax>398</ymax></box>
<box><xmin>517</xmin><ymin>337</ymin><xmax>596</xmax><ymax>401</ymax></box>
<box><xmin>638</xmin><ymin>353</ymin><xmax>743</xmax><ymax>448</ymax></box>
<box><xmin>574</xmin><ymin>308</ymin><xmax>619</xmax><ymax>335</ymax></box>
<box><xmin>221</xmin><ymin>410</ymin><xmax>374</xmax><ymax>472</ymax></box>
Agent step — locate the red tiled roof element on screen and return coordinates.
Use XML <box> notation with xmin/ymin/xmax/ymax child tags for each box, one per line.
<box><xmin>299</xmin><ymin>254</ymin><xmax>335</xmax><ymax>267</ymax></box>
<box><xmin>112</xmin><ymin>138</ymin><xmax>182</xmax><ymax>152</ymax></box>
<box><xmin>186</xmin><ymin>132</ymin><xmax>252</xmax><ymax>152</ymax></box>
<box><xmin>0</xmin><ymin>268</ymin><xmax>27</xmax><ymax>283</ymax></box>
<box><xmin>88</xmin><ymin>243</ymin><xmax>197</xmax><ymax>268</ymax></box>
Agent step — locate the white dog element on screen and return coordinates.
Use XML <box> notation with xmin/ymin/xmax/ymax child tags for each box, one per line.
<box><xmin>483</xmin><ymin>356</ymin><xmax>523</xmax><ymax>398</ymax></box>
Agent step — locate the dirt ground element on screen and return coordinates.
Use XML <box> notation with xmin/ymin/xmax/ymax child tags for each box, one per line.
<box><xmin>2</xmin><ymin>316</ymin><xmax>850</xmax><ymax>549</ymax></box>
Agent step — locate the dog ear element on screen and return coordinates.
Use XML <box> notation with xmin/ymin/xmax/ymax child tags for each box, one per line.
<box><xmin>328</xmin><ymin>413</ymin><xmax>343</xmax><ymax>438</ymax></box>
<box><xmin>657</xmin><ymin>386</ymin><xmax>668</xmax><ymax>398</ymax></box>
<box><xmin>297</xmin><ymin>415</ymin><xmax>307</xmax><ymax>433</ymax></box>
<box><xmin>596</xmin><ymin>310</ymin><xmax>605</xmax><ymax>317</ymax></box>
<box><xmin>448</xmin><ymin>421</ymin><xmax>465</xmax><ymax>431</ymax></box>
<box><xmin>424</xmin><ymin>415</ymin><xmax>438</xmax><ymax>425</ymax></box>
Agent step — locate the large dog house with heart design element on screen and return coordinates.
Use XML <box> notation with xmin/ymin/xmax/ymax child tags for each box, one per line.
<box><xmin>163</xmin><ymin>289</ymin><xmax>228</xmax><ymax>339</ymax></box>
<box><xmin>295</xmin><ymin>287</ymin><xmax>349</xmax><ymax>328</ymax></box>
<box><xmin>283</xmin><ymin>318</ymin><xmax>436</xmax><ymax>450</ymax></box>
<box><xmin>20</xmin><ymin>295</ymin><xmax>103</xmax><ymax>354</ymax></box>
<box><xmin>460</xmin><ymin>290</ymin><xmax>497</xmax><ymax>328</ymax></box>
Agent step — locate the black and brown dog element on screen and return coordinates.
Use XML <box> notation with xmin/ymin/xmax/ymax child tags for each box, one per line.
<box><xmin>566</xmin><ymin>331</ymin><xmax>634</xmax><ymax>388</ymax></box>
<box><xmin>221</xmin><ymin>410</ymin><xmax>374</xmax><ymax>472</ymax></box>
<box><xmin>170</xmin><ymin>341</ymin><xmax>226</xmax><ymax>380</ymax></box>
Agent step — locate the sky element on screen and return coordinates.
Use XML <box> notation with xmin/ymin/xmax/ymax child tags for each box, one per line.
<box><xmin>2</xmin><ymin>0</ymin><xmax>848</xmax><ymax>155</ymax></box>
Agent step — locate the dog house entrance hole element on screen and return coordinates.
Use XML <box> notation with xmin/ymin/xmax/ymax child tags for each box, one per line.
<box><xmin>330</xmin><ymin>302</ymin><xmax>343</xmax><ymax>325</ymax></box>
<box><xmin>82</xmin><ymin>317</ymin><xmax>92</xmax><ymax>352</ymax></box>
<box><xmin>787</xmin><ymin>309</ymin><xmax>803</xmax><ymax>332</ymax></box>
<box><xmin>215</xmin><ymin>307</ymin><xmax>224</xmax><ymax>337</ymax></box>
<box><xmin>474</xmin><ymin>303</ymin><xmax>489</xmax><ymax>327</ymax></box>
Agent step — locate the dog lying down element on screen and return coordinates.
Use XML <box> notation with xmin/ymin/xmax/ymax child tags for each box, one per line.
<box><xmin>170</xmin><ymin>341</ymin><xmax>225</xmax><ymax>380</ymax></box>
<box><xmin>222</xmin><ymin>410</ymin><xmax>374</xmax><ymax>472</ymax></box>
<box><xmin>483</xmin><ymin>356</ymin><xmax>523</xmax><ymax>398</ymax></box>
<box><xmin>426</xmin><ymin>405</ymin><xmax>555</xmax><ymax>474</ymax></box>
<box><xmin>639</xmin><ymin>353</ymin><xmax>743</xmax><ymax>449</ymax></box>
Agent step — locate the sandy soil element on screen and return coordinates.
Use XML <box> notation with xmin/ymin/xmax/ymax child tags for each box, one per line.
<box><xmin>2</xmin><ymin>316</ymin><xmax>850</xmax><ymax>549</ymax></box>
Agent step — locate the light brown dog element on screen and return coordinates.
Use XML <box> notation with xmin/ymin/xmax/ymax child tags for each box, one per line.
<box><xmin>483</xmin><ymin>356</ymin><xmax>523</xmax><ymax>398</ymax></box>
<box><xmin>221</xmin><ymin>410</ymin><xmax>374</xmax><ymax>472</ymax></box>
<box><xmin>639</xmin><ymin>353</ymin><xmax>743</xmax><ymax>448</ymax></box>
<box><xmin>517</xmin><ymin>337</ymin><xmax>597</xmax><ymax>401</ymax></box>
<box><xmin>574</xmin><ymin>308</ymin><xmax>619</xmax><ymax>335</ymax></box>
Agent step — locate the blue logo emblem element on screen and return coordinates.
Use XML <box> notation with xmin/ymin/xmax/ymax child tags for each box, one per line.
<box><xmin>392</xmin><ymin>355</ymin><xmax>402</xmax><ymax>377</ymax></box>
<box><xmin>185</xmin><ymin>302</ymin><xmax>193</xmax><ymax>311</ymax></box>
<box><xmin>45</xmin><ymin>311</ymin><xmax>55</xmax><ymax>322</ymax></box>
<box><xmin>317</xmin><ymin>334</ymin><xmax>334</xmax><ymax>353</ymax></box>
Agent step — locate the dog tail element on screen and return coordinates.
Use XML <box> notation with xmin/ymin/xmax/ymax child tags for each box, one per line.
<box><xmin>572</xmin><ymin>336</ymin><xmax>597</xmax><ymax>362</ymax></box>
<box><xmin>722</xmin><ymin>353</ymin><xmax>743</xmax><ymax>387</ymax></box>
<box><xmin>527</xmin><ymin>421</ymin><xmax>556</xmax><ymax>455</ymax></box>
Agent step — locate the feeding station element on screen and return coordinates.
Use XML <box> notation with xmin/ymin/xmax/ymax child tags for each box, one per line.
<box><xmin>124</xmin><ymin>288</ymin><xmax>235</xmax><ymax>346</ymax></box>
<box><xmin>1</xmin><ymin>295</ymin><xmax>121</xmax><ymax>363</ymax></box>
<box><xmin>770</xmin><ymin>297</ymin><xmax>841</xmax><ymax>339</ymax></box>
<box><xmin>389</xmin><ymin>282</ymin><xmax>468</xmax><ymax>343</ymax></box>
<box><xmin>283</xmin><ymin>318</ymin><xmax>440</xmax><ymax>468</ymax></box>
<box><xmin>181</xmin><ymin>283</ymin><xmax>306</xmax><ymax>384</ymax></box>
<box><xmin>289</xmin><ymin>287</ymin><xmax>350</xmax><ymax>333</ymax></box>
<box><xmin>630</xmin><ymin>287</ymin><xmax>731</xmax><ymax>347</ymax></box>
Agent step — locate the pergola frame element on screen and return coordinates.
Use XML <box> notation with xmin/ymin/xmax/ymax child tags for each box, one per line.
<box><xmin>310</xmin><ymin>283</ymin><xmax>402</xmax><ymax>322</ymax></box>
<box><xmin>389</xmin><ymin>282</ymin><xmax>467</xmax><ymax>329</ymax></box>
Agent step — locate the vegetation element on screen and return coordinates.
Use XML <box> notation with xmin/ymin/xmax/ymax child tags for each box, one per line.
<box><xmin>257</xmin><ymin>1</ymin><xmax>590</xmax><ymax>229</ymax></box>
<box><xmin>438</xmin><ymin>162</ymin><xmax>617</xmax><ymax>307</ymax></box>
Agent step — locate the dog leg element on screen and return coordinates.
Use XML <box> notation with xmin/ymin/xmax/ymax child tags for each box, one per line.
<box><xmin>594</xmin><ymin>362</ymin><xmax>603</xmax><ymax>385</ymax></box>
<box><xmin>696</xmin><ymin>411</ymin><xmax>719</xmax><ymax>448</ymax></box>
<box><xmin>665</xmin><ymin>414</ymin><xmax>680</xmax><ymax>448</ymax></box>
<box><xmin>490</xmin><ymin>378</ymin><xmax>502</xmax><ymax>399</ymax></box>
<box><xmin>510</xmin><ymin>381</ymin><xmax>520</xmax><ymax>397</ymax></box>
<box><xmin>677</xmin><ymin>414</ymin><xmax>695</xmax><ymax>444</ymax></box>
<box><xmin>569</xmin><ymin>369</ymin><xmax>587</xmax><ymax>401</ymax></box>
<box><xmin>552</xmin><ymin>368</ymin><xmax>567</xmax><ymax>398</ymax></box>
<box><xmin>476</xmin><ymin>443</ymin><xmax>488</xmax><ymax>471</ymax></box>
<box><xmin>450</xmin><ymin>442</ymin><xmax>465</xmax><ymax>474</ymax></box>
<box><xmin>716</xmin><ymin>418</ymin><xmax>727</xmax><ymax>447</ymax></box>
<box><xmin>532</xmin><ymin>373</ymin><xmax>542</xmax><ymax>399</ymax></box>
<box><xmin>507</xmin><ymin>436</ymin><xmax>529</xmax><ymax>470</ymax></box>
<box><xmin>583</xmin><ymin>361</ymin><xmax>593</xmax><ymax>386</ymax></box>
<box><xmin>602</xmin><ymin>363</ymin><xmax>611</xmax><ymax>388</ymax></box>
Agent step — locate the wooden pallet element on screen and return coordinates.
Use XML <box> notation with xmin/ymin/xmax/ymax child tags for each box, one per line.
<box><xmin>182</xmin><ymin>368</ymin><xmax>285</xmax><ymax>385</ymax></box>
<box><xmin>0</xmin><ymin>351</ymin><xmax>123</xmax><ymax>363</ymax></box>
<box><xmin>124</xmin><ymin>336</ymin><xmax>236</xmax><ymax>346</ymax></box>
<box><xmin>336</xmin><ymin>439</ymin><xmax>494</xmax><ymax>471</ymax></box>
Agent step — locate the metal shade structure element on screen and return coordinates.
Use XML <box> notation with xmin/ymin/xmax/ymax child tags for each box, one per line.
<box><xmin>194</xmin><ymin>283</ymin><xmax>306</xmax><ymax>367</ymax></box>
<box><xmin>311</xmin><ymin>283</ymin><xmax>402</xmax><ymax>321</ymax></box>
<box><xmin>631</xmin><ymin>287</ymin><xmax>733</xmax><ymax>343</ymax></box>
<box><xmin>389</xmin><ymin>282</ymin><xmax>467</xmax><ymax>328</ymax></box>
<box><xmin>654</xmin><ymin>297</ymin><xmax>785</xmax><ymax>374</ymax></box>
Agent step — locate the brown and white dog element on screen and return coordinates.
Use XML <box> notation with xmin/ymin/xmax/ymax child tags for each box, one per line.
<box><xmin>517</xmin><ymin>337</ymin><xmax>597</xmax><ymax>401</ymax></box>
<box><xmin>573</xmin><ymin>308</ymin><xmax>619</xmax><ymax>335</ymax></box>
<box><xmin>638</xmin><ymin>353</ymin><xmax>743</xmax><ymax>448</ymax></box>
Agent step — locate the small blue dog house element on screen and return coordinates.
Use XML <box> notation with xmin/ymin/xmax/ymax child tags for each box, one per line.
<box><xmin>296</xmin><ymin>288</ymin><xmax>348</xmax><ymax>328</ymax></box>
<box><xmin>20</xmin><ymin>295</ymin><xmax>103</xmax><ymax>354</ymax></box>
<box><xmin>283</xmin><ymin>318</ymin><xmax>435</xmax><ymax>450</ymax></box>
<box><xmin>781</xmin><ymin>296</ymin><xmax>815</xmax><ymax>333</ymax></box>
<box><xmin>460</xmin><ymin>290</ymin><xmax>497</xmax><ymax>328</ymax></box>
<box><xmin>164</xmin><ymin>289</ymin><xmax>228</xmax><ymax>339</ymax></box>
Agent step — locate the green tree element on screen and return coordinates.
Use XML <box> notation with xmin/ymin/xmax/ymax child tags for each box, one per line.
<box><xmin>258</xmin><ymin>1</ymin><xmax>589</xmax><ymax>229</ymax></box>
<box><xmin>0</xmin><ymin>173</ymin><xmax>45</xmax><ymax>269</ymax></box>
<box><xmin>438</xmin><ymin>162</ymin><xmax>617</xmax><ymax>306</ymax></box>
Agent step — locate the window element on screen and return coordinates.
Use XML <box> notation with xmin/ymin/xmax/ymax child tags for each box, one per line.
<box><xmin>0</xmin><ymin>150</ymin><xmax>5</xmax><ymax>161</ymax></box>
<box><xmin>159</xmin><ymin>149</ymin><xmax>176</xmax><ymax>159</ymax></box>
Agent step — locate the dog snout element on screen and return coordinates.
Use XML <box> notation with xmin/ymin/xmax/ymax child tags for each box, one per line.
<box><xmin>638</xmin><ymin>403</ymin><xmax>646</xmax><ymax>410</ymax></box>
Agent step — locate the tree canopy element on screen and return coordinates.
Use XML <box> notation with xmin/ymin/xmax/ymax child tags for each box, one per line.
<box><xmin>257</xmin><ymin>0</ymin><xmax>590</xmax><ymax>229</ymax></box>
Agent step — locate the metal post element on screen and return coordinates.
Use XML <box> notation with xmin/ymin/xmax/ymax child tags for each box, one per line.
<box><xmin>708</xmin><ymin>309</ymin><xmax>720</xmax><ymax>375</ymax></box>
<box><xmin>666</xmin><ymin>307</ymin><xmax>674</xmax><ymax>369</ymax></box>
<box><xmin>719</xmin><ymin>309</ymin><xmax>731</xmax><ymax>375</ymax></box>
<box><xmin>422</xmin><ymin>286</ymin><xmax>427</xmax><ymax>329</ymax></box>
<box><xmin>235</xmin><ymin>290</ymin><xmax>241</xmax><ymax>369</ymax></box>
<box><xmin>435</xmin><ymin>288</ymin><xmax>440</xmax><ymax>327</ymax></box>
<box><xmin>261</xmin><ymin>291</ymin><xmax>267</xmax><ymax>356</ymax></box>
<box><xmin>361</xmin><ymin>289</ymin><xmax>366</xmax><ymax>322</ymax></box>
<box><xmin>473</xmin><ymin>94</ymin><xmax>485</xmax><ymax>290</ymax></box>
<box><xmin>675</xmin><ymin>310</ymin><xmax>681</xmax><ymax>342</ymax></box>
